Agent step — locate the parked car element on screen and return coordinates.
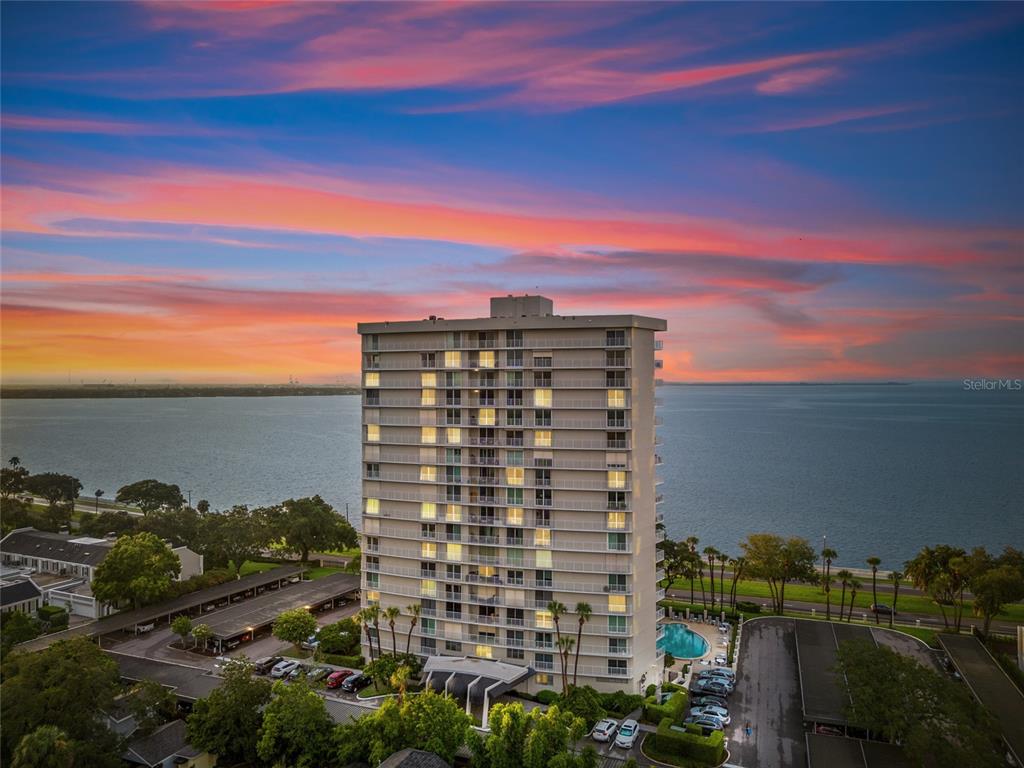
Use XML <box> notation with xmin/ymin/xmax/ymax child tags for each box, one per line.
<box><xmin>699</xmin><ymin>667</ymin><xmax>736</xmax><ymax>679</ymax></box>
<box><xmin>591</xmin><ymin>718</ymin><xmax>618</xmax><ymax>742</ymax></box>
<box><xmin>690</xmin><ymin>705</ymin><xmax>731</xmax><ymax>725</ymax></box>
<box><xmin>691</xmin><ymin>695</ymin><xmax>728</xmax><ymax>709</ymax></box>
<box><xmin>325</xmin><ymin>670</ymin><xmax>353</xmax><ymax>689</ymax></box>
<box><xmin>870</xmin><ymin>603</ymin><xmax>894</xmax><ymax>615</ymax></box>
<box><xmin>614</xmin><ymin>719</ymin><xmax>639</xmax><ymax>749</ymax></box>
<box><xmin>690</xmin><ymin>679</ymin><xmax>732</xmax><ymax>697</ymax></box>
<box><xmin>684</xmin><ymin>716</ymin><xmax>724</xmax><ymax>735</ymax></box>
<box><xmin>270</xmin><ymin>660</ymin><xmax>300</xmax><ymax>678</ymax></box>
<box><xmin>307</xmin><ymin>667</ymin><xmax>330</xmax><ymax>683</ymax></box>
<box><xmin>254</xmin><ymin>656</ymin><xmax>283</xmax><ymax>675</ymax></box>
<box><xmin>288</xmin><ymin>664</ymin><xmax>308</xmax><ymax>680</ymax></box>
<box><xmin>341</xmin><ymin>672</ymin><xmax>372</xmax><ymax>693</ymax></box>
<box><xmin>714</xmin><ymin>654</ymin><xmax>728</xmax><ymax>665</ymax></box>
<box><xmin>301</xmin><ymin>632</ymin><xmax>320</xmax><ymax>651</ymax></box>
<box><xmin>696</xmin><ymin>674</ymin><xmax>734</xmax><ymax>691</ymax></box>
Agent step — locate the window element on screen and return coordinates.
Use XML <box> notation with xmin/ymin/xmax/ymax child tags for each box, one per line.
<box><xmin>479</xmin><ymin>350</ymin><xmax>495</xmax><ymax>368</ymax></box>
<box><xmin>607</xmin><ymin>410</ymin><xmax>625</xmax><ymax>428</ymax></box>
<box><xmin>535</xmin><ymin>550</ymin><xmax>552</xmax><ymax>568</ymax></box>
<box><xmin>366</xmin><ymin>463</ymin><xmax>380</xmax><ymax>479</ymax></box>
<box><xmin>445</xmin><ymin>563</ymin><xmax>462</xmax><ymax>580</ymax></box>
<box><xmin>507</xmin><ymin>507</ymin><xmax>523</xmax><ymax>525</ymax></box>
<box><xmin>608</xmin><ymin>533</ymin><xmax>627</xmax><ymax>551</ymax></box>
<box><xmin>535</xmin><ymin>488</ymin><xmax>552</xmax><ymax>507</ymax></box>
<box><xmin>608</xmin><ymin>491</ymin><xmax>627</xmax><ymax>510</ymax></box>
<box><xmin>506</xmin><ymin>530</ymin><xmax>524</xmax><ymax>546</ymax></box>
<box><xmin>535</xmin><ymin>610</ymin><xmax>553</xmax><ymax>629</ymax></box>
<box><xmin>533</xmin><ymin>355</ymin><xmax>552</xmax><ymax>368</ymax></box>
<box><xmin>422</xmin><ymin>542</ymin><xmax>437</xmax><ymax>559</ymax></box>
<box><xmin>446</xmin><ymin>543</ymin><xmax>462</xmax><ymax>561</ymax></box>
<box><xmin>608</xmin><ymin>659</ymin><xmax>628</xmax><ymax>676</ymax></box>
<box><xmin>446</xmin><ymin>427</ymin><xmax>461</xmax><ymax>444</ymax></box>
<box><xmin>445</xmin><ymin>351</ymin><xmax>461</xmax><ymax>368</ymax></box>
<box><xmin>365</xmin><ymin>498</ymin><xmax>379</xmax><ymax>515</ymax></box>
<box><xmin>475</xmin><ymin>644</ymin><xmax>493</xmax><ymax>659</ymax></box>
<box><xmin>607</xmin><ymin>389</ymin><xmax>626</xmax><ymax>408</ymax></box>
<box><xmin>366</xmin><ymin>590</ymin><xmax>380</xmax><ymax>605</ymax></box>
<box><xmin>607</xmin><ymin>511</ymin><xmax>626</xmax><ymax>530</ymax></box>
<box><xmin>478</xmin><ymin>408</ymin><xmax>496</xmax><ymax>426</ymax></box>
<box><xmin>506</xmin><ymin>467</ymin><xmax>524</xmax><ymax>486</ymax></box>
<box><xmin>507</xmin><ymin>570</ymin><xmax>524</xmax><ymax>586</ymax></box>
<box><xmin>507</xmin><ymin>647</ymin><xmax>524</xmax><ymax>660</ymax></box>
<box><xmin>534</xmin><ymin>430</ymin><xmax>552</xmax><ymax>447</ymax></box>
<box><xmin>533</xmin><ymin>388</ymin><xmax>552</xmax><ymax>407</ymax></box>
<box><xmin>421</xmin><ymin>638</ymin><xmax>437</xmax><ymax>653</ymax></box>
<box><xmin>535</xmin><ymin>653</ymin><xmax>554</xmax><ymax>671</ymax></box>
<box><xmin>609</xmin><ymin>638</ymin><xmax>628</xmax><ymax>655</ymax></box>
<box><xmin>608</xmin><ymin>615</ymin><xmax>627</xmax><ymax>634</ymax></box>
<box><xmin>421</xmin><ymin>352</ymin><xmax>436</xmax><ymax>368</ymax></box>
<box><xmin>445</xmin><ymin>640</ymin><xmax>462</xmax><ymax>653</ymax></box>
<box><xmin>421</xmin><ymin>618</ymin><xmax>436</xmax><ymax>636</ymax></box>
<box><xmin>507</xmin><ymin>370</ymin><xmax>524</xmax><ymax>387</ymax></box>
<box><xmin>420</xmin><ymin>579</ymin><xmax>437</xmax><ymax>597</ymax></box>
<box><xmin>420</xmin><ymin>465</ymin><xmax>437</xmax><ymax>482</ymax></box>
<box><xmin>364</xmin><ymin>371</ymin><xmax>380</xmax><ymax>387</ymax></box>
<box><xmin>366</xmin><ymin>390</ymin><xmax>380</xmax><ymax>406</ymax></box>
<box><xmin>606</xmin><ymin>330</ymin><xmax>626</xmax><ymax>347</ymax></box>
<box><xmin>608</xmin><ymin>574</ymin><xmax>627</xmax><ymax>592</ymax></box>
<box><xmin>535</xmin><ymin>509</ymin><xmax>551</xmax><ymax>527</ymax></box>
<box><xmin>421</xmin><ymin>371</ymin><xmax>437</xmax><ymax>387</ymax></box>
<box><xmin>421</xmin><ymin>563</ymin><xmax>436</xmax><ymax>577</ymax></box>
<box><xmin>445</xmin><ymin>371</ymin><xmax>461</xmax><ymax>387</ymax></box>
<box><xmin>507</xmin><ymin>329</ymin><xmax>523</xmax><ymax>347</ymax></box>
<box><xmin>507</xmin><ymin>350</ymin><xmax>523</xmax><ymax>367</ymax></box>
<box><xmin>535</xmin><ymin>632</ymin><xmax>554</xmax><ymax>649</ymax></box>
<box><xmin>421</xmin><ymin>502</ymin><xmax>437</xmax><ymax>520</ymax></box>
<box><xmin>534</xmin><ymin>409</ymin><xmax>552</xmax><ymax>426</ymax></box>
<box><xmin>446</xmin><ymin>504</ymin><xmax>462</xmax><ymax>522</ymax></box>
<box><xmin>607</xmin><ymin>470</ymin><xmax>626</xmax><ymax>489</ymax></box>
<box><xmin>365</xmin><ymin>334</ymin><xmax>379</xmax><ymax>351</ymax></box>
<box><xmin>606</xmin><ymin>350</ymin><xmax>626</xmax><ymax>366</ymax></box>
<box><xmin>608</xmin><ymin>594</ymin><xmax>627</xmax><ymax>613</ymax></box>
<box><xmin>421</xmin><ymin>523</ymin><xmax>436</xmax><ymax>539</ymax></box>
<box><xmin>507</xmin><ymin>450</ymin><xmax>524</xmax><ymax>465</ymax></box>
<box><xmin>534</xmin><ymin>528</ymin><xmax>551</xmax><ymax>548</ymax></box>
<box><xmin>535</xmin><ymin>673</ymin><xmax>551</xmax><ymax>685</ymax></box>
<box><xmin>506</xmin><ymin>409</ymin><xmax>523</xmax><ymax>426</ymax></box>
<box><xmin>419</xmin><ymin>426</ymin><xmax>436</xmax><ymax>444</ymax></box>
<box><xmin>366</xmin><ymin>572</ymin><xmax>379</xmax><ymax>588</ymax></box>
<box><xmin>607</xmin><ymin>432</ymin><xmax>627</xmax><ymax>449</ymax></box>
<box><xmin>533</xmin><ymin>372</ymin><xmax>551</xmax><ymax>386</ymax></box>
<box><xmin>421</xmin><ymin>389</ymin><xmax>437</xmax><ymax>406</ymax></box>
<box><xmin>366</xmin><ymin>424</ymin><xmax>380</xmax><ymax>442</ymax></box>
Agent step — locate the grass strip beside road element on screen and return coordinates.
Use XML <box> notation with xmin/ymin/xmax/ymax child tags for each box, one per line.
<box><xmin>238</xmin><ymin>560</ymin><xmax>281</xmax><ymax>576</ymax></box>
<box><xmin>304</xmin><ymin>566</ymin><xmax>345</xmax><ymax>580</ymax></box>
<box><xmin>670</xmin><ymin>578</ymin><xmax>1024</xmax><ymax>622</ymax></box>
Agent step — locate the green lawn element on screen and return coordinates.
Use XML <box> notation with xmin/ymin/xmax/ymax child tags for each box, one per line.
<box><xmin>671</xmin><ymin>578</ymin><xmax>1024</xmax><ymax>622</ymax></box>
<box><xmin>304</xmin><ymin>566</ymin><xmax>345</xmax><ymax>580</ymax></box>
<box><xmin>239</xmin><ymin>560</ymin><xmax>280</xmax><ymax>576</ymax></box>
<box><xmin>321</xmin><ymin>547</ymin><xmax>361</xmax><ymax>557</ymax></box>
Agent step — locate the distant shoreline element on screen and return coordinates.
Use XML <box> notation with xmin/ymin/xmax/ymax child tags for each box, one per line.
<box><xmin>0</xmin><ymin>385</ymin><xmax>360</xmax><ymax>399</ymax></box>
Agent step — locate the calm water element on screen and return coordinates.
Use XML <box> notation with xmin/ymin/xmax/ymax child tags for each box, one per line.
<box><xmin>657</xmin><ymin>623</ymin><xmax>710</xmax><ymax>659</ymax></box>
<box><xmin>1</xmin><ymin>384</ymin><xmax>1021</xmax><ymax>566</ymax></box>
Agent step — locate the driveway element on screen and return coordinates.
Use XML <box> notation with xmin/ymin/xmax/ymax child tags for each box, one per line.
<box><xmin>728</xmin><ymin>618</ymin><xmax>806</xmax><ymax>768</ymax></box>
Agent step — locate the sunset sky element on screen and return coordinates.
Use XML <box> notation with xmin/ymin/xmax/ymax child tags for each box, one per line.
<box><xmin>2</xmin><ymin>2</ymin><xmax>1022</xmax><ymax>383</ymax></box>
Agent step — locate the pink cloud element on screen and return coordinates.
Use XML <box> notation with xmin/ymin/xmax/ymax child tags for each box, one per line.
<box><xmin>739</xmin><ymin>104</ymin><xmax>920</xmax><ymax>133</ymax></box>
<box><xmin>756</xmin><ymin>66</ymin><xmax>838</xmax><ymax>94</ymax></box>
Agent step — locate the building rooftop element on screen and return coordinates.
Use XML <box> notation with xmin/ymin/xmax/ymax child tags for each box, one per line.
<box><xmin>123</xmin><ymin>719</ymin><xmax>202</xmax><ymax>767</ymax></box>
<box><xmin>379</xmin><ymin>748</ymin><xmax>452</xmax><ymax>768</ymax></box>
<box><xmin>1</xmin><ymin>528</ymin><xmax>113</xmax><ymax>567</ymax></box>
<box><xmin>358</xmin><ymin>295</ymin><xmax>666</xmax><ymax>333</ymax></box>
<box><xmin>0</xmin><ymin>577</ymin><xmax>41</xmax><ymax>608</ymax></box>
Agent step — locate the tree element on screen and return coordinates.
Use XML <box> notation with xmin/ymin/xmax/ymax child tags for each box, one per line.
<box><xmin>93</xmin><ymin>488</ymin><xmax>103</xmax><ymax>513</ymax></box>
<box><xmin>1</xmin><ymin>461</ymin><xmax>29</xmax><ymax>500</ymax></box>
<box><xmin>835</xmin><ymin>569</ymin><xmax>853</xmax><ymax>621</ymax></box>
<box><xmin>384</xmin><ymin>605</ymin><xmax>401</xmax><ymax>654</ymax></box>
<box><xmin>115</xmin><ymin>479</ymin><xmax>185</xmax><ymax>514</ymax></box>
<box><xmin>404</xmin><ymin>603</ymin><xmax>421</xmax><ymax>655</ymax></box>
<box><xmin>971</xmin><ymin>565</ymin><xmax>1024</xmax><ymax>636</ymax></box>
<box><xmin>740</xmin><ymin>533</ymin><xmax>817</xmax><ymax>614</ymax></box>
<box><xmin>684</xmin><ymin>536</ymin><xmax>700</xmax><ymax>603</ymax></box>
<box><xmin>835</xmin><ymin>639</ymin><xmax>1003</xmax><ymax>768</ymax></box>
<box><xmin>1</xmin><ymin>611</ymin><xmax>41</xmax><ymax>658</ymax></box>
<box><xmin>11</xmin><ymin>726</ymin><xmax>76</xmax><ymax>768</ymax></box>
<box><xmin>470</xmin><ymin>703</ymin><xmax>587</xmax><ymax>768</ymax></box>
<box><xmin>547</xmin><ymin>601</ymin><xmax>567</xmax><ymax>691</ymax></box>
<box><xmin>171</xmin><ymin>614</ymin><xmax>193</xmax><ymax>649</ymax></box>
<box><xmin>888</xmin><ymin>570</ymin><xmax>903</xmax><ymax>628</ymax></box>
<box><xmin>0</xmin><ymin>636</ymin><xmax>123</xmax><ymax>767</ymax></box>
<box><xmin>24</xmin><ymin>472</ymin><xmax>81</xmax><ymax>530</ymax></box>
<box><xmin>847</xmin><ymin>578</ymin><xmax>862</xmax><ymax>622</ymax></box>
<box><xmin>703</xmin><ymin>547</ymin><xmax>718</xmax><ymax>612</ymax></box>
<box><xmin>355</xmin><ymin>610</ymin><xmax>375</xmax><ymax>662</ymax></box>
<box><xmin>572</xmin><ymin>602</ymin><xmax>591</xmax><ymax>687</ymax></box>
<box><xmin>139</xmin><ymin>506</ymin><xmax>201</xmax><ymax>550</ymax></box>
<box><xmin>364</xmin><ymin>604</ymin><xmax>384</xmax><ymax>659</ymax></box>
<box><xmin>91</xmin><ymin>531</ymin><xmax>181</xmax><ymax>609</ymax></box>
<box><xmin>196</xmin><ymin>499</ymin><xmax>210</xmax><ymax>514</ymax></box>
<box><xmin>866</xmin><ymin>557</ymin><xmax>881</xmax><ymax>624</ymax></box>
<box><xmin>904</xmin><ymin>545</ymin><xmax>966</xmax><ymax>630</ymax></box>
<box><xmin>272</xmin><ymin>495</ymin><xmax>357</xmax><ymax>564</ymax></box>
<box><xmin>197</xmin><ymin>505</ymin><xmax>269</xmax><ymax>569</ymax></box>
<box><xmin>187</xmin><ymin>659</ymin><xmax>272</xmax><ymax>765</ymax></box>
<box><xmin>556</xmin><ymin>636</ymin><xmax>575</xmax><ymax>695</ymax></box>
<box><xmin>729</xmin><ymin>555</ymin><xmax>746</xmax><ymax>609</ymax></box>
<box><xmin>257</xmin><ymin>680</ymin><xmax>334</xmax><ymax>768</ymax></box>
<box><xmin>78</xmin><ymin>510</ymin><xmax>137</xmax><ymax>539</ymax></box>
<box><xmin>318</xmin><ymin>618</ymin><xmax>360</xmax><ymax>656</ymax></box>
<box><xmin>127</xmin><ymin>679</ymin><xmax>177</xmax><ymax>737</ymax></box>
<box><xmin>821</xmin><ymin>548</ymin><xmax>838</xmax><ymax>620</ymax></box>
<box><xmin>192</xmin><ymin>623</ymin><xmax>212</xmax><ymax>651</ymax></box>
<box><xmin>272</xmin><ymin>608</ymin><xmax>317</xmax><ymax>651</ymax></box>
<box><xmin>718</xmin><ymin>553</ymin><xmax>728</xmax><ymax>610</ymax></box>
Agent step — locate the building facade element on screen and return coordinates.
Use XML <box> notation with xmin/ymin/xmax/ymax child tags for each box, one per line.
<box><xmin>358</xmin><ymin>296</ymin><xmax>667</xmax><ymax>694</ymax></box>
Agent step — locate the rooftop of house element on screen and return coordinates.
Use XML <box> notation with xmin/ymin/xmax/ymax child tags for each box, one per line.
<box><xmin>0</xmin><ymin>528</ymin><xmax>114</xmax><ymax>567</ymax></box>
<box><xmin>0</xmin><ymin>576</ymin><xmax>42</xmax><ymax>607</ymax></box>
<box><xmin>379</xmin><ymin>748</ymin><xmax>452</xmax><ymax>768</ymax></box>
<box><xmin>123</xmin><ymin>720</ymin><xmax>202</xmax><ymax>767</ymax></box>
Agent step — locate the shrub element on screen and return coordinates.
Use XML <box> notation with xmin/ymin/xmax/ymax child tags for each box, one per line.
<box><xmin>642</xmin><ymin>691</ymin><xmax>688</xmax><ymax>725</ymax></box>
<box><xmin>363</xmin><ymin>653</ymin><xmax>422</xmax><ymax>683</ymax></box>
<box><xmin>662</xmin><ymin>681</ymin><xmax>684</xmax><ymax>693</ymax></box>
<box><xmin>318</xmin><ymin>618</ymin><xmax>360</xmax><ymax>655</ymax></box>
<box><xmin>559</xmin><ymin>685</ymin><xmax>605</xmax><ymax>727</ymax></box>
<box><xmin>536</xmin><ymin>689</ymin><xmax>559</xmax><ymax>705</ymax></box>
<box><xmin>645</xmin><ymin>684</ymin><xmax>657</xmax><ymax>698</ymax></box>
<box><xmin>653</xmin><ymin>717</ymin><xmax>725</xmax><ymax>765</ymax></box>
<box><xmin>599</xmin><ymin>690</ymin><xmax>643</xmax><ymax>717</ymax></box>
<box><xmin>736</xmin><ymin>601</ymin><xmax>760</xmax><ymax>614</ymax></box>
<box><xmin>37</xmin><ymin>604</ymin><xmax>68</xmax><ymax>630</ymax></box>
<box><xmin>322</xmin><ymin>653</ymin><xmax>364</xmax><ymax>669</ymax></box>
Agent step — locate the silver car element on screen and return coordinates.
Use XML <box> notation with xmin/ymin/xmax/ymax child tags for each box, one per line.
<box><xmin>591</xmin><ymin>718</ymin><xmax>618</xmax><ymax>742</ymax></box>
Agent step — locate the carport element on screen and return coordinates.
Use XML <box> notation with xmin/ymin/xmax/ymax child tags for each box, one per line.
<box><xmin>806</xmin><ymin>733</ymin><xmax>910</xmax><ymax>768</ymax></box>
<box><xmin>423</xmin><ymin>656</ymin><xmax>533</xmax><ymax>728</ymax></box>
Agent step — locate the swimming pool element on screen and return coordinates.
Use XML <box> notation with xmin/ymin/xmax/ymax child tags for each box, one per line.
<box><xmin>657</xmin><ymin>623</ymin><xmax>709</xmax><ymax>658</ymax></box>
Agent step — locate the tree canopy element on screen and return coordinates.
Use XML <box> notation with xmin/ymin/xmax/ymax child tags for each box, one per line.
<box><xmin>271</xmin><ymin>495</ymin><xmax>357</xmax><ymax>563</ymax></box>
<box><xmin>739</xmin><ymin>533</ymin><xmax>817</xmax><ymax>614</ymax></box>
<box><xmin>470</xmin><ymin>702</ymin><xmax>588</xmax><ymax>768</ymax></box>
<box><xmin>257</xmin><ymin>681</ymin><xmax>335</xmax><ymax>768</ymax></box>
<box><xmin>186</xmin><ymin>660</ymin><xmax>272</xmax><ymax>765</ymax></box>
<box><xmin>272</xmin><ymin>607</ymin><xmax>318</xmax><ymax>648</ymax></box>
<box><xmin>91</xmin><ymin>531</ymin><xmax>181</xmax><ymax>609</ymax></box>
<box><xmin>115</xmin><ymin>479</ymin><xmax>185</xmax><ymax>514</ymax></box>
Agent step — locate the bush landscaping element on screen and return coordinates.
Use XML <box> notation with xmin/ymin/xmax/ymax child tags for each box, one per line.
<box><xmin>650</xmin><ymin>717</ymin><xmax>725</xmax><ymax>766</ymax></box>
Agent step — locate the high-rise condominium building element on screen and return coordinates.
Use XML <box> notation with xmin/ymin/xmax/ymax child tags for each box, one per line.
<box><xmin>357</xmin><ymin>295</ymin><xmax>667</xmax><ymax>694</ymax></box>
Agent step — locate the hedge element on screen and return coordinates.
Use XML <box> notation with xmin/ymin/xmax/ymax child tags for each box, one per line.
<box><xmin>653</xmin><ymin>717</ymin><xmax>725</xmax><ymax>765</ymax></box>
<box><xmin>642</xmin><ymin>690</ymin><xmax>688</xmax><ymax>725</ymax></box>
<box><xmin>322</xmin><ymin>653</ymin><xmax>364</xmax><ymax>669</ymax></box>
<box><xmin>37</xmin><ymin>605</ymin><xmax>68</xmax><ymax>629</ymax></box>
<box><xmin>735</xmin><ymin>601</ymin><xmax>761</xmax><ymax>614</ymax></box>
<box><xmin>536</xmin><ymin>689</ymin><xmax>559</xmax><ymax>705</ymax></box>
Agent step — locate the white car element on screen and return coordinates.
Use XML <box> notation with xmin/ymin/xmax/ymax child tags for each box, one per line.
<box><xmin>690</xmin><ymin>705</ymin><xmax>731</xmax><ymax>725</ymax></box>
<box><xmin>592</xmin><ymin>718</ymin><xmax>618</xmax><ymax>742</ymax></box>
<box><xmin>614</xmin><ymin>719</ymin><xmax>639</xmax><ymax>749</ymax></box>
<box><xmin>270</xmin><ymin>659</ymin><xmax>300</xmax><ymax>678</ymax></box>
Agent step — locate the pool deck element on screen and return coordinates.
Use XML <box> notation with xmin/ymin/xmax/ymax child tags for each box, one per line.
<box><xmin>661</xmin><ymin>618</ymin><xmax>728</xmax><ymax>682</ymax></box>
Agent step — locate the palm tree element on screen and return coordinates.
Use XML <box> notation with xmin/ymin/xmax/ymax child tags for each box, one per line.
<box><xmin>404</xmin><ymin>604</ymin><xmax>421</xmax><ymax>655</ymax></box>
<box><xmin>547</xmin><ymin>600</ymin><xmax>566</xmax><ymax>652</ymax></box>
<box><xmin>697</xmin><ymin>563</ymin><xmax>707</xmax><ymax>611</ymax></box>
<box><xmin>866</xmin><ymin>557</ymin><xmax>881</xmax><ymax>624</ymax></box>
<box><xmin>821</xmin><ymin>548</ymin><xmax>838</xmax><ymax>620</ymax></box>
<box><xmin>11</xmin><ymin>725</ymin><xmax>74</xmax><ymax>768</ymax></box>
<box><xmin>729</xmin><ymin>556</ymin><xmax>746</xmax><ymax>610</ymax></box>
<box><xmin>888</xmin><ymin>571</ymin><xmax>903</xmax><ymax>628</ymax></box>
<box><xmin>847</xmin><ymin>578</ymin><xmax>862</xmax><ymax>622</ymax></box>
<box><xmin>364</xmin><ymin>606</ymin><xmax>383</xmax><ymax>659</ymax></box>
<box><xmin>685</xmin><ymin>536</ymin><xmax>699</xmax><ymax>603</ymax></box>
<box><xmin>836</xmin><ymin>569</ymin><xmax>853</xmax><ymax>621</ymax></box>
<box><xmin>704</xmin><ymin>547</ymin><xmax>717</xmax><ymax>612</ymax></box>
<box><xmin>94</xmin><ymin>488</ymin><xmax>104</xmax><ymax>513</ymax></box>
<box><xmin>556</xmin><ymin>636</ymin><xmax>574</xmax><ymax>695</ymax></box>
<box><xmin>572</xmin><ymin>602</ymin><xmax>591</xmax><ymax>687</ymax></box>
<box><xmin>390</xmin><ymin>663</ymin><xmax>412</xmax><ymax>705</ymax></box>
<box><xmin>384</xmin><ymin>606</ymin><xmax>401</xmax><ymax>655</ymax></box>
<box><xmin>718</xmin><ymin>552</ymin><xmax>727</xmax><ymax>610</ymax></box>
<box><xmin>355</xmin><ymin>610</ymin><xmax>375</xmax><ymax>662</ymax></box>
<box><xmin>9</xmin><ymin>456</ymin><xmax>21</xmax><ymax>468</ymax></box>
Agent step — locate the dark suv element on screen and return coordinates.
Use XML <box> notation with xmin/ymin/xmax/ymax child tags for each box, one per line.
<box><xmin>340</xmin><ymin>672</ymin><xmax>372</xmax><ymax>693</ymax></box>
<box><xmin>254</xmin><ymin>656</ymin><xmax>283</xmax><ymax>675</ymax></box>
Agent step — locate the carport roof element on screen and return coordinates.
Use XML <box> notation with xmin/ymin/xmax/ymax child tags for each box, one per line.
<box><xmin>423</xmin><ymin>655</ymin><xmax>532</xmax><ymax>684</ymax></box>
<box><xmin>108</xmin><ymin>652</ymin><xmax>223</xmax><ymax>701</ymax></box>
<box><xmin>806</xmin><ymin>734</ymin><xmax>911</xmax><ymax>768</ymax></box>
<box><xmin>203</xmin><ymin>571</ymin><xmax>359</xmax><ymax>640</ymax></box>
